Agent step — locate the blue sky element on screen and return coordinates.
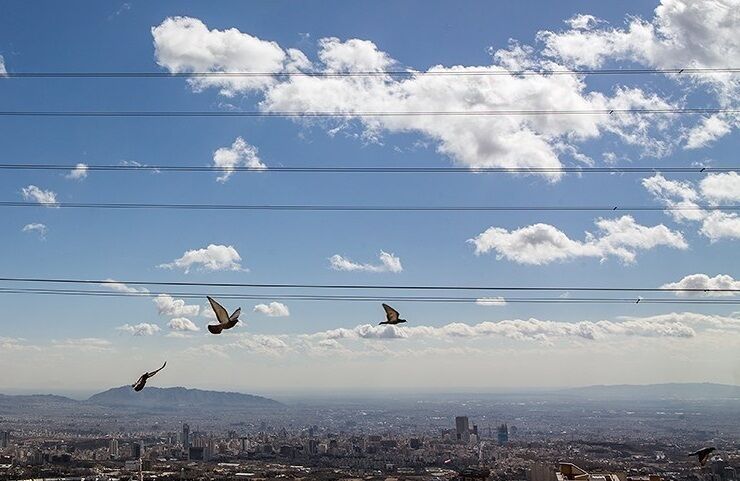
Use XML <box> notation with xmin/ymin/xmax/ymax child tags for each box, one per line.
<box><xmin>0</xmin><ymin>0</ymin><xmax>738</xmax><ymax>395</ymax></box>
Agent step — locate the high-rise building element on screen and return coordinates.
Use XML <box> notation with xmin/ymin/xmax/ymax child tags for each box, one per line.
<box><xmin>131</xmin><ymin>441</ymin><xmax>143</xmax><ymax>459</ymax></box>
<box><xmin>0</xmin><ymin>431</ymin><xmax>10</xmax><ymax>448</ymax></box>
<box><xmin>497</xmin><ymin>423</ymin><xmax>509</xmax><ymax>445</ymax></box>
<box><xmin>456</xmin><ymin>416</ymin><xmax>471</xmax><ymax>443</ymax></box>
<box><xmin>182</xmin><ymin>423</ymin><xmax>190</xmax><ymax>449</ymax></box>
<box><xmin>109</xmin><ymin>439</ymin><xmax>119</xmax><ymax>459</ymax></box>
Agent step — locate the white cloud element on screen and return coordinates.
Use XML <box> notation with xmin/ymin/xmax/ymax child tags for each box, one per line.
<box><xmin>537</xmin><ymin>0</ymin><xmax>740</xmax><ymax>148</ymax></box>
<box><xmin>661</xmin><ymin>273</ymin><xmax>740</xmax><ymax>297</ymax></box>
<box><xmin>21</xmin><ymin>185</ymin><xmax>58</xmax><ymax>207</ymax></box>
<box><xmin>22</xmin><ymin>223</ymin><xmax>47</xmax><ymax>239</ymax></box>
<box><xmin>153</xmin><ymin>294</ymin><xmax>200</xmax><ymax>317</ymax></box>
<box><xmin>305</xmin><ymin>316</ymin><xmax>698</xmax><ymax>345</ymax></box>
<box><xmin>213</xmin><ymin>136</ymin><xmax>265</xmax><ymax>182</ymax></box>
<box><xmin>699</xmin><ymin>172</ymin><xmax>740</xmax><ymax>203</ymax></box>
<box><xmin>329</xmin><ymin>250</ymin><xmax>403</xmax><ymax>273</ymax></box>
<box><xmin>152</xmin><ymin>17</ymin><xmax>678</xmax><ymax>181</ymax></box>
<box><xmin>469</xmin><ymin>215</ymin><xmax>686</xmax><ymax>265</ymax></box>
<box><xmin>158</xmin><ymin>244</ymin><xmax>246</xmax><ymax>273</ymax></box>
<box><xmin>643</xmin><ymin>173</ymin><xmax>740</xmax><ymax>241</ymax></box>
<box><xmin>0</xmin><ymin>55</ymin><xmax>6</xmax><ymax>76</ymax></box>
<box><xmin>52</xmin><ymin>338</ymin><xmax>113</xmax><ymax>352</ymax></box>
<box><xmin>65</xmin><ymin>163</ymin><xmax>89</xmax><ymax>180</ymax></box>
<box><xmin>232</xmin><ymin>334</ymin><xmax>291</xmax><ymax>355</ymax></box>
<box><xmin>685</xmin><ymin>115</ymin><xmax>733</xmax><ymax>149</ymax></box>
<box><xmin>151</xmin><ymin>16</ymin><xmax>289</xmax><ymax>95</ymax></box>
<box><xmin>167</xmin><ymin>317</ymin><xmax>201</xmax><ymax>332</ymax></box>
<box><xmin>0</xmin><ymin>337</ymin><xmax>38</xmax><ymax>352</ymax></box>
<box><xmin>565</xmin><ymin>14</ymin><xmax>602</xmax><ymax>30</ymax></box>
<box><xmin>253</xmin><ymin>302</ymin><xmax>290</xmax><ymax>317</ymax></box>
<box><xmin>475</xmin><ymin>297</ymin><xmax>507</xmax><ymax>306</ymax></box>
<box><xmin>100</xmin><ymin>279</ymin><xmax>150</xmax><ymax>294</ymax></box>
<box><xmin>116</xmin><ymin>323</ymin><xmax>161</xmax><ymax>336</ymax></box>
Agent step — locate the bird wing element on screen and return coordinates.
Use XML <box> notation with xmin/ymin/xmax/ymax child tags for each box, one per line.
<box><xmin>229</xmin><ymin>308</ymin><xmax>241</xmax><ymax>322</ymax></box>
<box><xmin>208</xmin><ymin>296</ymin><xmax>230</xmax><ymax>324</ymax></box>
<box><xmin>382</xmin><ymin>303</ymin><xmax>399</xmax><ymax>322</ymax></box>
<box><xmin>222</xmin><ymin>319</ymin><xmax>239</xmax><ymax>330</ymax></box>
<box><xmin>699</xmin><ymin>450</ymin><xmax>712</xmax><ymax>465</ymax></box>
<box><xmin>148</xmin><ymin>361</ymin><xmax>167</xmax><ymax>377</ymax></box>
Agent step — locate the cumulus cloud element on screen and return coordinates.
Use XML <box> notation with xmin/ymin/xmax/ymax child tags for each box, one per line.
<box><xmin>662</xmin><ymin>273</ymin><xmax>740</xmax><ymax>297</ymax></box>
<box><xmin>65</xmin><ymin>163</ymin><xmax>89</xmax><ymax>180</ymax></box>
<box><xmin>699</xmin><ymin>172</ymin><xmax>740</xmax><ymax>203</ymax></box>
<box><xmin>232</xmin><ymin>334</ymin><xmax>291</xmax><ymax>355</ymax></box>
<box><xmin>116</xmin><ymin>323</ymin><xmax>162</xmax><ymax>336</ymax></box>
<box><xmin>469</xmin><ymin>215</ymin><xmax>686</xmax><ymax>265</ymax></box>
<box><xmin>213</xmin><ymin>136</ymin><xmax>265</xmax><ymax>182</ymax></box>
<box><xmin>253</xmin><ymin>302</ymin><xmax>290</xmax><ymax>317</ymax></box>
<box><xmin>153</xmin><ymin>294</ymin><xmax>200</xmax><ymax>317</ymax></box>
<box><xmin>305</xmin><ymin>317</ymin><xmax>697</xmax><ymax>345</ymax></box>
<box><xmin>22</xmin><ymin>223</ymin><xmax>48</xmax><ymax>239</ymax></box>
<box><xmin>643</xmin><ymin>173</ymin><xmax>740</xmax><ymax>240</ymax></box>
<box><xmin>21</xmin><ymin>185</ymin><xmax>58</xmax><ymax>206</ymax></box>
<box><xmin>329</xmin><ymin>250</ymin><xmax>403</xmax><ymax>272</ymax></box>
<box><xmin>537</xmin><ymin>0</ymin><xmax>740</xmax><ymax>148</ymax></box>
<box><xmin>100</xmin><ymin>279</ymin><xmax>150</xmax><ymax>294</ymax></box>
<box><xmin>159</xmin><ymin>244</ymin><xmax>246</xmax><ymax>273</ymax></box>
<box><xmin>152</xmin><ymin>16</ymin><xmax>681</xmax><ymax>181</ymax></box>
<box><xmin>475</xmin><ymin>297</ymin><xmax>507</xmax><ymax>306</ymax></box>
<box><xmin>167</xmin><ymin>317</ymin><xmax>201</xmax><ymax>332</ymax></box>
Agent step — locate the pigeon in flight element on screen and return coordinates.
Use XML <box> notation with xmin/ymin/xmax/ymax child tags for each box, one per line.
<box><xmin>379</xmin><ymin>303</ymin><xmax>407</xmax><ymax>325</ymax></box>
<box><xmin>689</xmin><ymin>447</ymin><xmax>716</xmax><ymax>466</ymax></box>
<box><xmin>132</xmin><ymin>361</ymin><xmax>166</xmax><ymax>392</ymax></box>
<box><xmin>207</xmin><ymin>296</ymin><xmax>241</xmax><ymax>334</ymax></box>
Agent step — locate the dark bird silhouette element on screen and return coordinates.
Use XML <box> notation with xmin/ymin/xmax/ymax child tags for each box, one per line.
<box><xmin>689</xmin><ymin>447</ymin><xmax>716</xmax><ymax>466</ymax></box>
<box><xmin>379</xmin><ymin>303</ymin><xmax>407</xmax><ymax>325</ymax></box>
<box><xmin>132</xmin><ymin>361</ymin><xmax>166</xmax><ymax>392</ymax></box>
<box><xmin>207</xmin><ymin>296</ymin><xmax>241</xmax><ymax>334</ymax></box>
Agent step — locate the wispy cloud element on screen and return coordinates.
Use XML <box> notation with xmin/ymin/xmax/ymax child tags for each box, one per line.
<box><xmin>22</xmin><ymin>223</ymin><xmax>48</xmax><ymax>239</ymax></box>
<box><xmin>21</xmin><ymin>185</ymin><xmax>58</xmax><ymax>207</ymax></box>
<box><xmin>65</xmin><ymin>163</ymin><xmax>88</xmax><ymax>180</ymax></box>
<box><xmin>329</xmin><ymin>251</ymin><xmax>403</xmax><ymax>273</ymax></box>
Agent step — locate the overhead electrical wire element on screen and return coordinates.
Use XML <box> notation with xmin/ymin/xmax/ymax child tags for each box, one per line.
<box><xmin>0</xmin><ymin>201</ymin><xmax>737</xmax><ymax>213</ymax></box>
<box><xmin>2</xmin><ymin>67</ymin><xmax>738</xmax><ymax>78</ymax></box>
<box><xmin>0</xmin><ymin>164</ymin><xmax>735</xmax><ymax>174</ymax></box>
<box><xmin>0</xmin><ymin>286</ymin><xmax>735</xmax><ymax>305</ymax></box>
<box><xmin>0</xmin><ymin>108</ymin><xmax>734</xmax><ymax>118</ymax></box>
<box><xmin>0</xmin><ymin>277</ymin><xmax>737</xmax><ymax>294</ymax></box>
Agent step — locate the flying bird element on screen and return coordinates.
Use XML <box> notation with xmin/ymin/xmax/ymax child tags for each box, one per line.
<box><xmin>207</xmin><ymin>296</ymin><xmax>241</xmax><ymax>334</ymax></box>
<box><xmin>379</xmin><ymin>303</ymin><xmax>407</xmax><ymax>325</ymax></box>
<box><xmin>132</xmin><ymin>361</ymin><xmax>166</xmax><ymax>392</ymax></box>
<box><xmin>689</xmin><ymin>447</ymin><xmax>716</xmax><ymax>466</ymax></box>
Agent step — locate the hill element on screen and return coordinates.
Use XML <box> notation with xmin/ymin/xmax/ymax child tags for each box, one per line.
<box><xmin>559</xmin><ymin>383</ymin><xmax>740</xmax><ymax>400</ymax></box>
<box><xmin>86</xmin><ymin>386</ymin><xmax>282</xmax><ymax>409</ymax></box>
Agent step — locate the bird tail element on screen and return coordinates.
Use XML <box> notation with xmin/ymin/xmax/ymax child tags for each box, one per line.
<box><xmin>208</xmin><ymin>324</ymin><xmax>224</xmax><ymax>334</ymax></box>
<box><xmin>378</xmin><ymin>321</ymin><xmax>389</xmax><ymax>325</ymax></box>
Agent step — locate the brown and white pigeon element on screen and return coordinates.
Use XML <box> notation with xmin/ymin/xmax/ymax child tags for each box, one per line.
<box><xmin>379</xmin><ymin>303</ymin><xmax>407</xmax><ymax>325</ymax></box>
<box><xmin>132</xmin><ymin>362</ymin><xmax>166</xmax><ymax>392</ymax></box>
<box><xmin>689</xmin><ymin>447</ymin><xmax>716</xmax><ymax>466</ymax></box>
<box><xmin>207</xmin><ymin>296</ymin><xmax>241</xmax><ymax>334</ymax></box>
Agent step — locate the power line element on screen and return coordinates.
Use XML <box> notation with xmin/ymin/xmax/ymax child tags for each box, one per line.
<box><xmin>0</xmin><ymin>108</ymin><xmax>733</xmax><ymax>118</ymax></box>
<box><xmin>0</xmin><ymin>163</ymin><xmax>735</xmax><ymax>174</ymax></box>
<box><xmin>0</xmin><ymin>277</ymin><xmax>737</xmax><ymax>293</ymax></box>
<box><xmin>1</xmin><ymin>201</ymin><xmax>737</xmax><ymax>212</ymax></box>
<box><xmin>2</xmin><ymin>67</ymin><xmax>739</xmax><ymax>78</ymax></box>
<box><xmin>0</xmin><ymin>287</ymin><xmax>735</xmax><ymax>305</ymax></box>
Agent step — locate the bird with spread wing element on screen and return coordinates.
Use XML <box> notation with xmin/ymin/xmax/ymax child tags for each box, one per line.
<box><xmin>379</xmin><ymin>303</ymin><xmax>407</xmax><ymax>325</ymax></box>
<box><xmin>132</xmin><ymin>361</ymin><xmax>166</xmax><ymax>392</ymax></box>
<box><xmin>207</xmin><ymin>296</ymin><xmax>241</xmax><ymax>334</ymax></box>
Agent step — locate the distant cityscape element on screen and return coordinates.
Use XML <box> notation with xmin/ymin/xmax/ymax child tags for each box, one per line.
<box><xmin>0</xmin><ymin>384</ymin><xmax>737</xmax><ymax>480</ymax></box>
